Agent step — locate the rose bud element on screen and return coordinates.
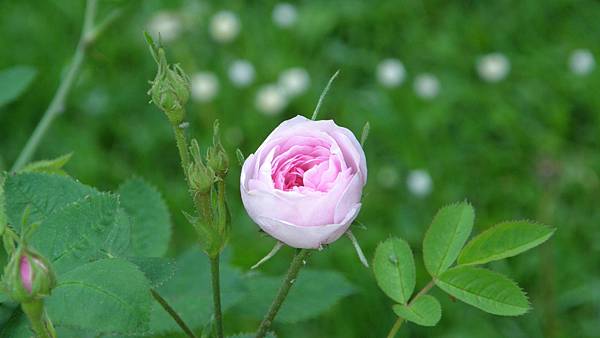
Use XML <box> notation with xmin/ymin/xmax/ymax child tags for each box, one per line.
<box><xmin>240</xmin><ymin>115</ymin><xmax>367</xmax><ymax>249</ymax></box>
<box><xmin>2</xmin><ymin>248</ymin><xmax>56</xmax><ymax>302</ymax></box>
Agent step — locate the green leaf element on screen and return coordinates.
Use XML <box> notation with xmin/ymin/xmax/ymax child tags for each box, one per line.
<box><xmin>20</xmin><ymin>153</ymin><xmax>73</xmax><ymax>175</ymax></box>
<box><xmin>458</xmin><ymin>221</ymin><xmax>555</xmax><ymax>266</ymax></box>
<box><xmin>118</xmin><ymin>178</ymin><xmax>171</xmax><ymax>257</ymax></box>
<box><xmin>392</xmin><ymin>295</ymin><xmax>441</xmax><ymax>326</ymax></box>
<box><xmin>125</xmin><ymin>257</ymin><xmax>176</xmax><ymax>288</ymax></box>
<box><xmin>0</xmin><ymin>66</ymin><xmax>36</xmax><ymax>108</ymax></box>
<box><xmin>45</xmin><ymin>258</ymin><xmax>153</xmax><ymax>334</ymax></box>
<box><xmin>423</xmin><ymin>202</ymin><xmax>475</xmax><ymax>277</ymax></box>
<box><xmin>373</xmin><ymin>237</ymin><xmax>415</xmax><ymax>304</ymax></box>
<box><xmin>233</xmin><ymin>269</ymin><xmax>355</xmax><ymax>323</ymax></box>
<box><xmin>0</xmin><ymin>310</ymin><xmax>29</xmax><ymax>338</ymax></box>
<box><xmin>148</xmin><ymin>247</ymin><xmax>246</xmax><ymax>334</ymax></box>
<box><xmin>28</xmin><ymin>193</ymin><xmax>130</xmax><ymax>274</ymax></box>
<box><xmin>0</xmin><ymin>174</ymin><xmax>6</xmax><ymax>232</ymax></box>
<box><xmin>4</xmin><ymin>173</ymin><xmax>96</xmax><ymax>231</ymax></box>
<box><xmin>435</xmin><ymin>266</ymin><xmax>529</xmax><ymax>316</ymax></box>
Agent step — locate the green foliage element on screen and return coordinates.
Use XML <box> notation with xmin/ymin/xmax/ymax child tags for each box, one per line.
<box><xmin>423</xmin><ymin>202</ymin><xmax>475</xmax><ymax>277</ymax></box>
<box><xmin>436</xmin><ymin>266</ymin><xmax>529</xmax><ymax>316</ymax></box>
<box><xmin>373</xmin><ymin>237</ymin><xmax>415</xmax><ymax>304</ymax></box>
<box><xmin>19</xmin><ymin>153</ymin><xmax>72</xmax><ymax>175</ymax></box>
<box><xmin>458</xmin><ymin>221</ymin><xmax>555</xmax><ymax>266</ymax></box>
<box><xmin>46</xmin><ymin>258</ymin><xmax>153</xmax><ymax>334</ymax></box>
<box><xmin>228</xmin><ymin>333</ymin><xmax>276</xmax><ymax>338</ymax></box>
<box><xmin>0</xmin><ymin>66</ymin><xmax>36</xmax><ymax>108</ymax></box>
<box><xmin>233</xmin><ymin>269</ymin><xmax>355</xmax><ymax>324</ymax></box>
<box><xmin>147</xmin><ymin>247</ymin><xmax>246</xmax><ymax>334</ymax></box>
<box><xmin>125</xmin><ymin>257</ymin><xmax>176</xmax><ymax>288</ymax></box>
<box><xmin>118</xmin><ymin>178</ymin><xmax>172</xmax><ymax>257</ymax></box>
<box><xmin>392</xmin><ymin>295</ymin><xmax>441</xmax><ymax>327</ymax></box>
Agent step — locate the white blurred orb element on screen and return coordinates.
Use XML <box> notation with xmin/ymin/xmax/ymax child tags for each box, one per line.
<box><xmin>278</xmin><ymin>68</ymin><xmax>310</xmax><ymax>97</ymax></box>
<box><xmin>191</xmin><ymin>72</ymin><xmax>219</xmax><ymax>102</ymax></box>
<box><xmin>228</xmin><ymin>60</ymin><xmax>255</xmax><ymax>87</ymax></box>
<box><xmin>406</xmin><ymin>169</ymin><xmax>433</xmax><ymax>198</ymax></box>
<box><xmin>377</xmin><ymin>165</ymin><xmax>399</xmax><ymax>189</ymax></box>
<box><xmin>477</xmin><ymin>53</ymin><xmax>510</xmax><ymax>83</ymax></box>
<box><xmin>413</xmin><ymin>73</ymin><xmax>440</xmax><ymax>99</ymax></box>
<box><xmin>377</xmin><ymin>59</ymin><xmax>406</xmax><ymax>88</ymax></box>
<box><xmin>210</xmin><ymin>11</ymin><xmax>240</xmax><ymax>43</ymax></box>
<box><xmin>147</xmin><ymin>12</ymin><xmax>182</xmax><ymax>43</ymax></box>
<box><xmin>255</xmin><ymin>84</ymin><xmax>288</xmax><ymax>116</ymax></box>
<box><xmin>272</xmin><ymin>3</ymin><xmax>298</xmax><ymax>28</ymax></box>
<box><xmin>569</xmin><ymin>49</ymin><xmax>595</xmax><ymax>76</ymax></box>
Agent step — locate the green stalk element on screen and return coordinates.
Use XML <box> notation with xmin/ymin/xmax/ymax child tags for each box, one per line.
<box><xmin>255</xmin><ymin>249</ymin><xmax>311</xmax><ymax>338</ymax></box>
<box><xmin>172</xmin><ymin>124</ymin><xmax>191</xmax><ymax>177</ymax></box>
<box><xmin>211</xmin><ymin>255</ymin><xmax>224</xmax><ymax>338</ymax></box>
<box><xmin>151</xmin><ymin>289</ymin><xmax>197</xmax><ymax>338</ymax></box>
<box><xmin>12</xmin><ymin>0</ymin><xmax>100</xmax><ymax>172</ymax></box>
<box><xmin>21</xmin><ymin>301</ymin><xmax>55</xmax><ymax>338</ymax></box>
<box><xmin>385</xmin><ymin>280</ymin><xmax>436</xmax><ymax>338</ymax></box>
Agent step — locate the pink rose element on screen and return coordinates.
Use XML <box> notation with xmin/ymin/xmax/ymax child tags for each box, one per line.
<box><xmin>240</xmin><ymin>115</ymin><xmax>367</xmax><ymax>249</ymax></box>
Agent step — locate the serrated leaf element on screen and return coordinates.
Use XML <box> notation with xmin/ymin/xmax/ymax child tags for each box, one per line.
<box><xmin>392</xmin><ymin>295</ymin><xmax>441</xmax><ymax>326</ymax></box>
<box><xmin>20</xmin><ymin>153</ymin><xmax>73</xmax><ymax>175</ymax></box>
<box><xmin>373</xmin><ymin>237</ymin><xmax>415</xmax><ymax>304</ymax></box>
<box><xmin>458</xmin><ymin>221</ymin><xmax>555</xmax><ymax>266</ymax></box>
<box><xmin>118</xmin><ymin>178</ymin><xmax>171</xmax><ymax>257</ymax></box>
<box><xmin>45</xmin><ymin>258</ymin><xmax>153</xmax><ymax>334</ymax></box>
<box><xmin>233</xmin><ymin>269</ymin><xmax>355</xmax><ymax>323</ymax></box>
<box><xmin>4</xmin><ymin>173</ymin><xmax>96</xmax><ymax>231</ymax></box>
<box><xmin>126</xmin><ymin>257</ymin><xmax>176</xmax><ymax>288</ymax></box>
<box><xmin>0</xmin><ymin>66</ymin><xmax>36</xmax><ymax>108</ymax></box>
<box><xmin>148</xmin><ymin>247</ymin><xmax>246</xmax><ymax>334</ymax></box>
<box><xmin>28</xmin><ymin>193</ymin><xmax>130</xmax><ymax>274</ymax></box>
<box><xmin>423</xmin><ymin>202</ymin><xmax>475</xmax><ymax>277</ymax></box>
<box><xmin>436</xmin><ymin>266</ymin><xmax>529</xmax><ymax>316</ymax></box>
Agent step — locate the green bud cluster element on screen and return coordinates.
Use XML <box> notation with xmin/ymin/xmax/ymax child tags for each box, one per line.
<box><xmin>146</xmin><ymin>33</ymin><xmax>190</xmax><ymax>125</ymax></box>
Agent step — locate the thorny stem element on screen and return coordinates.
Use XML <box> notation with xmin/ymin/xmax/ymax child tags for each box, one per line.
<box><xmin>385</xmin><ymin>280</ymin><xmax>436</xmax><ymax>338</ymax></box>
<box><xmin>11</xmin><ymin>0</ymin><xmax>109</xmax><ymax>172</ymax></box>
<box><xmin>151</xmin><ymin>289</ymin><xmax>197</xmax><ymax>338</ymax></box>
<box><xmin>255</xmin><ymin>249</ymin><xmax>311</xmax><ymax>338</ymax></box>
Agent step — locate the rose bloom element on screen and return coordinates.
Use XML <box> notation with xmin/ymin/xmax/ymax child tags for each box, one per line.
<box><xmin>240</xmin><ymin>116</ymin><xmax>367</xmax><ymax>249</ymax></box>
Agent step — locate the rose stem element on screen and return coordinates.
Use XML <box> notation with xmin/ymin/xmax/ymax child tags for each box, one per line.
<box><xmin>385</xmin><ymin>279</ymin><xmax>436</xmax><ymax>338</ymax></box>
<box><xmin>11</xmin><ymin>0</ymin><xmax>120</xmax><ymax>171</ymax></box>
<box><xmin>211</xmin><ymin>254</ymin><xmax>224</xmax><ymax>338</ymax></box>
<box><xmin>255</xmin><ymin>249</ymin><xmax>311</xmax><ymax>338</ymax></box>
<box><xmin>151</xmin><ymin>289</ymin><xmax>197</xmax><ymax>338</ymax></box>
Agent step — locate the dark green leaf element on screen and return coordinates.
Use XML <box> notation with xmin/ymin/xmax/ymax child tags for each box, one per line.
<box><xmin>393</xmin><ymin>295</ymin><xmax>441</xmax><ymax>326</ymax></box>
<box><xmin>118</xmin><ymin>178</ymin><xmax>171</xmax><ymax>257</ymax></box>
<box><xmin>436</xmin><ymin>266</ymin><xmax>529</xmax><ymax>316</ymax></box>
<box><xmin>423</xmin><ymin>202</ymin><xmax>475</xmax><ymax>277</ymax></box>
<box><xmin>458</xmin><ymin>221</ymin><xmax>555</xmax><ymax>265</ymax></box>
<box><xmin>373</xmin><ymin>237</ymin><xmax>415</xmax><ymax>304</ymax></box>
<box><xmin>0</xmin><ymin>66</ymin><xmax>36</xmax><ymax>108</ymax></box>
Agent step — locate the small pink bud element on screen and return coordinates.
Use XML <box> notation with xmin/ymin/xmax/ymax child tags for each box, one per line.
<box><xmin>20</xmin><ymin>255</ymin><xmax>33</xmax><ymax>293</ymax></box>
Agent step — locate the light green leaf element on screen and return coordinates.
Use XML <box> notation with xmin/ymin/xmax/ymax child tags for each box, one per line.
<box><xmin>0</xmin><ymin>66</ymin><xmax>37</xmax><ymax>108</ymax></box>
<box><xmin>28</xmin><ymin>193</ymin><xmax>130</xmax><ymax>274</ymax></box>
<box><xmin>436</xmin><ymin>266</ymin><xmax>529</xmax><ymax>316</ymax></box>
<box><xmin>392</xmin><ymin>295</ymin><xmax>441</xmax><ymax>326</ymax></box>
<box><xmin>373</xmin><ymin>237</ymin><xmax>415</xmax><ymax>304</ymax></box>
<box><xmin>126</xmin><ymin>257</ymin><xmax>176</xmax><ymax>288</ymax></box>
<box><xmin>46</xmin><ymin>258</ymin><xmax>153</xmax><ymax>334</ymax></box>
<box><xmin>233</xmin><ymin>269</ymin><xmax>355</xmax><ymax>323</ymax></box>
<box><xmin>5</xmin><ymin>173</ymin><xmax>96</xmax><ymax>231</ymax></box>
<box><xmin>20</xmin><ymin>153</ymin><xmax>73</xmax><ymax>175</ymax></box>
<box><xmin>118</xmin><ymin>178</ymin><xmax>171</xmax><ymax>257</ymax></box>
<box><xmin>458</xmin><ymin>221</ymin><xmax>555</xmax><ymax>266</ymax></box>
<box><xmin>148</xmin><ymin>247</ymin><xmax>246</xmax><ymax>334</ymax></box>
<box><xmin>423</xmin><ymin>202</ymin><xmax>475</xmax><ymax>277</ymax></box>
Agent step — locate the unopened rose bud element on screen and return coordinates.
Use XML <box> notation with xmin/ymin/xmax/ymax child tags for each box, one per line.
<box><xmin>188</xmin><ymin>139</ymin><xmax>216</xmax><ymax>194</ymax></box>
<box><xmin>146</xmin><ymin>33</ymin><xmax>190</xmax><ymax>125</ymax></box>
<box><xmin>206</xmin><ymin>121</ymin><xmax>229</xmax><ymax>178</ymax></box>
<box><xmin>3</xmin><ymin>248</ymin><xmax>55</xmax><ymax>302</ymax></box>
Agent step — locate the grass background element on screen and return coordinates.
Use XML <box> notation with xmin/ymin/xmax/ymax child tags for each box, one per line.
<box><xmin>1</xmin><ymin>0</ymin><xmax>599</xmax><ymax>337</ymax></box>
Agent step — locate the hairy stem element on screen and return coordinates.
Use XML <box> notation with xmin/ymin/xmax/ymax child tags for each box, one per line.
<box><xmin>11</xmin><ymin>0</ymin><xmax>100</xmax><ymax>172</ymax></box>
<box><xmin>386</xmin><ymin>279</ymin><xmax>436</xmax><ymax>338</ymax></box>
<box><xmin>211</xmin><ymin>255</ymin><xmax>224</xmax><ymax>338</ymax></box>
<box><xmin>151</xmin><ymin>289</ymin><xmax>197</xmax><ymax>338</ymax></box>
<box><xmin>172</xmin><ymin>124</ymin><xmax>191</xmax><ymax>177</ymax></box>
<box><xmin>21</xmin><ymin>301</ymin><xmax>55</xmax><ymax>338</ymax></box>
<box><xmin>255</xmin><ymin>249</ymin><xmax>311</xmax><ymax>338</ymax></box>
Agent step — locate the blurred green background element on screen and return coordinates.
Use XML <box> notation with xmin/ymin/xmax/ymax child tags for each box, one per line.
<box><xmin>1</xmin><ymin>0</ymin><xmax>599</xmax><ymax>337</ymax></box>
